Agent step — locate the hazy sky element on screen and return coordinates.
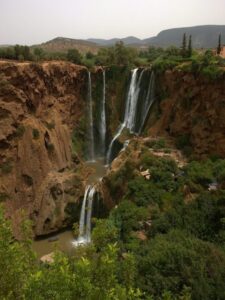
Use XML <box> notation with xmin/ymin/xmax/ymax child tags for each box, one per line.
<box><xmin>1</xmin><ymin>0</ymin><xmax>225</xmax><ymax>45</ymax></box>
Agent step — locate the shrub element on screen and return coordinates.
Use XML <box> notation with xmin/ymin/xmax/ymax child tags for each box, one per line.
<box><xmin>184</xmin><ymin>160</ymin><xmax>214</xmax><ymax>187</ymax></box>
<box><xmin>146</xmin><ymin>138</ymin><xmax>166</xmax><ymax>149</ymax></box>
<box><xmin>0</xmin><ymin>192</ymin><xmax>9</xmax><ymax>202</ymax></box>
<box><xmin>15</xmin><ymin>125</ymin><xmax>25</xmax><ymax>137</ymax></box>
<box><xmin>152</xmin><ymin>57</ymin><xmax>179</xmax><ymax>74</ymax></box>
<box><xmin>201</xmin><ymin>65</ymin><xmax>224</xmax><ymax>80</ymax></box>
<box><xmin>46</xmin><ymin>143</ymin><xmax>55</xmax><ymax>153</ymax></box>
<box><xmin>45</xmin><ymin>121</ymin><xmax>55</xmax><ymax>130</ymax></box>
<box><xmin>213</xmin><ymin>159</ymin><xmax>225</xmax><ymax>183</ymax></box>
<box><xmin>32</xmin><ymin>128</ymin><xmax>40</xmax><ymax>139</ymax></box>
<box><xmin>67</xmin><ymin>49</ymin><xmax>82</xmax><ymax>65</ymax></box>
<box><xmin>0</xmin><ymin>160</ymin><xmax>13</xmax><ymax>174</ymax></box>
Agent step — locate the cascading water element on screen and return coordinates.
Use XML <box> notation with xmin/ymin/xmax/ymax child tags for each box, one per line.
<box><xmin>106</xmin><ymin>68</ymin><xmax>139</xmax><ymax>164</ymax></box>
<box><xmin>72</xmin><ymin>185</ymin><xmax>96</xmax><ymax>246</ymax></box>
<box><xmin>88</xmin><ymin>72</ymin><xmax>95</xmax><ymax>161</ymax></box>
<box><xmin>106</xmin><ymin>68</ymin><xmax>155</xmax><ymax>164</ymax></box>
<box><xmin>138</xmin><ymin>71</ymin><xmax>155</xmax><ymax>134</ymax></box>
<box><xmin>99</xmin><ymin>70</ymin><xmax>106</xmax><ymax>156</ymax></box>
<box><xmin>74</xmin><ymin>67</ymin><xmax>155</xmax><ymax>247</ymax></box>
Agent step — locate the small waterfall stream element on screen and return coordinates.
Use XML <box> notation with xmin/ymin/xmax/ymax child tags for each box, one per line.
<box><xmin>88</xmin><ymin>72</ymin><xmax>95</xmax><ymax>161</ymax></box>
<box><xmin>72</xmin><ymin>185</ymin><xmax>96</xmax><ymax>246</ymax></box>
<box><xmin>100</xmin><ymin>70</ymin><xmax>106</xmax><ymax>156</ymax></box>
<box><xmin>138</xmin><ymin>71</ymin><xmax>155</xmax><ymax>134</ymax></box>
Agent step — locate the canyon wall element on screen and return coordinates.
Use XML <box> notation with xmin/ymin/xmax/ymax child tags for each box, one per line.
<box><xmin>0</xmin><ymin>61</ymin><xmax>88</xmax><ymax>237</ymax></box>
<box><xmin>1</xmin><ymin>62</ymin><xmax>225</xmax><ymax>237</ymax></box>
<box><xmin>149</xmin><ymin>70</ymin><xmax>225</xmax><ymax>158</ymax></box>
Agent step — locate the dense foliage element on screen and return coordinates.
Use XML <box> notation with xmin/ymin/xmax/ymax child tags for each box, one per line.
<box><xmin>103</xmin><ymin>144</ymin><xmax>225</xmax><ymax>299</ymax></box>
<box><xmin>1</xmin><ymin>146</ymin><xmax>225</xmax><ymax>299</ymax></box>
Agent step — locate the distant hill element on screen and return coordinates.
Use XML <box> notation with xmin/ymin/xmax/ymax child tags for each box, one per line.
<box><xmin>2</xmin><ymin>25</ymin><xmax>225</xmax><ymax>54</ymax></box>
<box><xmin>88</xmin><ymin>25</ymin><xmax>225</xmax><ymax>49</ymax></box>
<box><xmin>87</xmin><ymin>36</ymin><xmax>143</xmax><ymax>46</ymax></box>
<box><xmin>143</xmin><ymin>25</ymin><xmax>225</xmax><ymax>48</ymax></box>
<box><xmin>32</xmin><ymin>37</ymin><xmax>100</xmax><ymax>54</ymax></box>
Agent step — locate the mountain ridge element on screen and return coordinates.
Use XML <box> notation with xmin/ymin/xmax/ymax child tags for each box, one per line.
<box><xmin>1</xmin><ymin>25</ymin><xmax>225</xmax><ymax>51</ymax></box>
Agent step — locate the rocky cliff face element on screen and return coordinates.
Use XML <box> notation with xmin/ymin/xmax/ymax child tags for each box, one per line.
<box><xmin>0</xmin><ymin>61</ymin><xmax>88</xmax><ymax>237</ymax></box>
<box><xmin>149</xmin><ymin>70</ymin><xmax>225</xmax><ymax>158</ymax></box>
<box><xmin>1</xmin><ymin>62</ymin><xmax>225</xmax><ymax>237</ymax></box>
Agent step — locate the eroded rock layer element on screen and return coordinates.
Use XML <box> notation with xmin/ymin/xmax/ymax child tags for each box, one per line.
<box><xmin>0</xmin><ymin>61</ymin><xmax>87</xmax><ymax>237</ymax></box>
<box><xmin>150</xmin><ymin>70</ymin><xmax>225</xmax><ymax>158</ymax></box>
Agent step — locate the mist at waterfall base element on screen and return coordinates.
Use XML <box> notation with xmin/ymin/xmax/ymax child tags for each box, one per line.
<box><xmin>72</xmin><ymin>185</ymin><xmax>96</xmax><ymax>246</ymax></box>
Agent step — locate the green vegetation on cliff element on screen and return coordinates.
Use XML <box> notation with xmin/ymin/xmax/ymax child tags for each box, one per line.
<box><xmin>1</xmin><ymin>144</ymin><xmax>225</xmax><ymax>299</ymax></box>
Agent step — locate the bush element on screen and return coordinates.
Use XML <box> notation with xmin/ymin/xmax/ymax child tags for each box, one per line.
<box><xmin>145</xmin><ymin>138</ymin><xmax>166</xmax><ymax>149</ymax></box>
<box><xmin>46</xmin><ymin>143</ymin><xmax>55</xmax><ymax>153</ymax></box>
<box><xmin>45</xmin><ymin>121</ymin><xmax>55</xmax><ymax>130</ymax></box>
<box><xmin>0</xmin><ymin>192</ymin><xmax>9</xmax><ymax>202</ymax></box>
<box><xmin>110</xmin><ymin>200</ymin><xmax>148</xmax><ymax>242</ymax></box>
<box><xmin>152</xmin><ymin>57</ymin><xmax>179</xmax><ymax>74</ymax></box>
<box><xmin>184</xmin><ymin>160</ymin><xmax>214</xmax><ymax>187</ymax></box>
<box><xmin>0</xmin><ymin>160</ymin><xmax>13</xmax><ymax>174</ymax></box>
<box><xmin>201</xmin><ymin>65</ymin><xmax>224</xmax><ymax>80</ymax></box>
<box><xmin>67</xmin><ymin>49</ymin><xmax>82</xmax><ymax>64</ymax></box>
<box><xmin>176</xmin><ymin>134</ymin><xmax>191</xmax><ymax>149</ymax></box>
<box><xmin>15</xmin><ymin>125</ymin><xmax>26</xmax><ymax>137</ymax></box>
<box><xmin>32</xmin><ymin>128</ymin><xmax>40</xmax><ymax>139</ymax></box>
<box><xmin>213</xmin><ymin>159</ymin><xmax>225</xmax><ymax>183</ymax></box>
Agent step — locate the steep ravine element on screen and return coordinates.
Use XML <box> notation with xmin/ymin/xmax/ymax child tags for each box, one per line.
<box><xmin>1</xmin><ymin>61</ymin><xmax>225</xmax><ymax>239</ymax></box>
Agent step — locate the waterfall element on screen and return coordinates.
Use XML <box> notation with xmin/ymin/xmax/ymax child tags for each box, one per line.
<box><xmin>106</xmin><ymin>68</ymin><xmax>155</xmax><ymax>164</ymax></box>
<box><xmin>99</xmin><ymin>70</ymin><xmax>106</xmax><ymax>156</ymax></box>
<box><xmin>125</xmin><ymin>68</ymin><xmax>145</xmax><ymax>133</ymax></box>
<box><xmin>88</xmin><ymin>72</ymin><xmax>95</xmax><ymax>161</ymax></box>
<box><xmin>106</xmin><ymin>68</ymin><xmax>141</xmax><ymax>164</ymax></box>
<box><xmin>138</xmin><ymin>71</ymin><xmax>155</xmax><ymax>134</ymax></box>
<box><xmin>72</xmin><ymin>185</ymin><xmax>96</xmax><ymax>246</ymax></box>
<box><xmin>125</xmin><ymin>68</ymin><xmax>139</xmax><ymax>132</ymax></box>
<box><xmin>106</xmin><ymin>123</ymin><xmax>126</xmax><ymax>164</ymax></box>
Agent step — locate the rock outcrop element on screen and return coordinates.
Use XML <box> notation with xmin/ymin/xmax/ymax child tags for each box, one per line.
<box><xmin>0</xmin><ymin>61</ymin><xmax>88</xmax><ymax>237</ymax></box>
<box><xmin>149</xmin><ymin>70</ymin><xmax>225</xmax><ymax>158</ymax></box>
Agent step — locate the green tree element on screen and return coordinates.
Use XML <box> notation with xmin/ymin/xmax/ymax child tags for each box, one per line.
<box><xmin>187</xmin><ymin>35</ymin><xmax>192</xmax><ymax>57</ymax></box>
<box><xmin>181</xmin><ymin>33</ymin><xmax>187</xmax><ymax>57</ymax></box>
<box><xmin>67</xmin><ymin>48</ymin><xmax>82</xmax><ymax>64</ymax></box>
<box><xmin>33</xmin><ymin>47</ymin><xmax>45</xmax><ymax>60</ymax></box>
<box><xmin>137</xmin><ymin>229</ymin><xmax>225</xmax><ymax>299</ymax></box>
<box><xmin>86</xmin><ymin>51</ymin><xmax>95</xmax><ymax>59</ymax></box>
<box><xmin>0</xmin><ymin>207</ymin><xmax>36</xmax><ymax>299</ymax></box>
<box><xmin>217</xmin><ymin>33</ymin><xmax>222</xmax><ymax>54</ymax></box>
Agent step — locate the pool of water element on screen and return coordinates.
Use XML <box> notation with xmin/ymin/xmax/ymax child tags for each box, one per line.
<box><xmin>32</xmin><ymin>157</ymin><xmax>107</xmax><ymax>259</ymax></box>
<box><xmin>32</xmin><ymin>230</ymin><xmax>75</xmax><ymax>258</ymax></box>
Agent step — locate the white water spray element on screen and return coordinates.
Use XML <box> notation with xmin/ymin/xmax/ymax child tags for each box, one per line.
<box><xmin>72</xmin><ymin>185</ymin><xmax>96</xmax><ymax>246</ymax></box>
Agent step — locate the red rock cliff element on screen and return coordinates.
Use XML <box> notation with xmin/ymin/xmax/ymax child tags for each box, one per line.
<box><xmin>149</xmin><ymin>70</ymin><xmax>225</xmax><ymax>158</ymax></box>
<box><xmin>0</xmin><ymin>61</ymin><xmax>88</xmax><ymax>237</ymax></box>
